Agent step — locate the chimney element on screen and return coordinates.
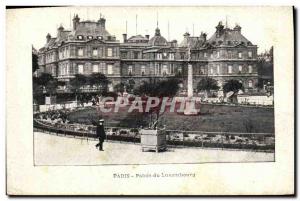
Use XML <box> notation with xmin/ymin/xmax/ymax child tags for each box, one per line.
<box><xmin>216</xmin><ymin>21</ymin><xmax>224</xmax><ymax>37</ymax></box>
<box><xmin>98</xmin><ymin>17</ymin><xmax>106</xmax><ymax>28</ymax></box>
<box><xmin>72</xmin><ymin>14</ymin><xmax>80</xmax><ymax>30</ymax></box>
<box><xmin>233</xmin><ymin>24</ymin><xmax>241</xmax><ymax>33</ymax></box>
<box><xmin>46</xmin><ymin>33</ymin><xmax>51</xmax><ymax>43</ymax></box>
<box><xmin>57</xmin><ymin>25</ymin><xmax>64</xmax><ymax>38</ymax></box>
<box><xmin>183</xmin><ymin>32</ymin><xmax>190</xmax><ymax>38</ymax></box>
<box><xmin>122</xmin><ymin>33</ymin><xmax>127</xmax><ymax>42</ymax></box>
<box><xmin>145</xmin><ymin>34</ymin><xmax>150</xmax><ymax>40</ymax></box>
<box><xmin>200</xmin><ymin>32</ymin><xmax>207</xmax><ymax>42</ymax></box>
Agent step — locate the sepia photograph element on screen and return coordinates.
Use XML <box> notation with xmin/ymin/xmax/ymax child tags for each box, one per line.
<box><xmin>6</xmin><ymin>5</ymin><xmax>294</xmax><ymax>195</ymax></box>
<box><xmin>31</xmin><ymin>6</ymin><xmax>275</xmax><ymax>165</ymax></box>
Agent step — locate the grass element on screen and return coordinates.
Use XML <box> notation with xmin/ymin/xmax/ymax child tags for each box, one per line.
<box><xmin>67</xmin><ymin>104</ymin><xmax>274</xmax><ymax>133</ymax></box>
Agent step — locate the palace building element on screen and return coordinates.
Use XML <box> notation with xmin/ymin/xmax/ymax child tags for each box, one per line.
<box><xmin>37</xmin><ymin>14</ymin><xmax>258</xmax><ymax>93</ymax></box>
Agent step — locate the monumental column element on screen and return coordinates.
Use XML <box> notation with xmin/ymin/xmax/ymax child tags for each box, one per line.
<box><xmin>184</xmin><ymin>47</ymin><xmax>199</xmax><ymax>115</ymax></box>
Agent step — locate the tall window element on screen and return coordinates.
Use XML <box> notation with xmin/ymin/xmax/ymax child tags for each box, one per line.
<box><xmin>157</xmin><ymin>53</ymin><xmax>162</xmax><ymax>60</ymax></box>
<box><xmin>248</xmin><ymin>80</ymin><xmax>253</xmax><ymax>88</ymax></box>
<box><xmin>217</xmin><ymin>65</ymin><xmax>220</xmax><ymax>74</ymax></box>
<box><xmin>239</xmin><ymin>65</ymin><xmax>243</xmax><ymax>73</ymax></box>
<box><xmin>141</xmin><ymin>66</ymin><xmax>145</xmax><ymax>76</ymax></box>
<box><xmin>248</xmin><ymin>51</ymin><xmax>253</xmax><ymax>58</ymax></box>
<box><xmin>92</xmin><ymin>48</ymin><xmax>98</xmax><ymax>56</ymax></box>
<box><xmin>162</xmin><ymin>65</ymin><xmax>168</xmax><ymax>75</ymax></box>
<box><xmin>228</xmin><ymin>65</ymin><xmax>232</xmax><ymax>74</ymax></box>
<box><xmin>128</xmin><ymin>66</ymin><xmax>133</xmax><ymax>75</ymax></box>
<box><xmin>93</xmin><ymin>64</ymin><xmax>99</xmax><ymax>73</ymax></box>
<box><xmin>134</xmin><ymin>52</ymin><xmax>139</xmax><ymax>59</ymax></box>
<box><xmin>177</xmin><ymin>66</ymin><xmax>182</xmax><ymax>74</ymax></box>
<box><xmin>64</xmin><ymin>63</ymin><xmax>69</xmax><ymax>75</ymax></box>
<box><xmin>107</xmin><ymin>48</ymin><xmax>113</xmax><ymax>57</ymax></box>
<box><xmin>238</xmin><ymin>52</ymin><xmax>242</xmax><ymax>58</ymax></box>
<box><xmin>99</xmin><ymin>63</ymin><xmax>106</xmax><ymax>74</ymax></box>
<box><xmin>228</xmin><ymin>51</ymin><xmax>232</xmax><ymax>59</ymax></box>
<box><xmin>217</xmin><ymin>51</ymin><xmax>220</xmax><ymax>58</ymax></box>
<box><xmin>169</xmin><ymin>53</ymin><xmax>174</xmax><ymax>60</ymax></box>
<box><xmin>204</xmin><ymin>52</ymin><xmax>207</xmax><ymax>58</ymax></box>
<box><xmin>107</xmin><ymin>64</ymin><xmax>113</xmax><ymax>74</ymax></box>
<box><xmin>77</xmin><ymin>47</ymin><xmax>83</xmax><ymax>56</ymax></box>
<box><xmin>210</xmin><ymin>67</ymin><xmax>214</xmax><ymax>74</ymax></box>
<box><xmin>78</xmin><ymin>64</ymin><xmax>84</xmax><ymax>74</ymax></box>
<box><xmin>248</xmin><ymin>65</ymin><xmax>253</xmax><ymax>73</ymax></box>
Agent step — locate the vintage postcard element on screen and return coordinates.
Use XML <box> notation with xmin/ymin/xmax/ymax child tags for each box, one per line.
<box><xmin>6</xmin><ymin>6</ymin><xmax>294</xmax><ymax>195</ymax></box>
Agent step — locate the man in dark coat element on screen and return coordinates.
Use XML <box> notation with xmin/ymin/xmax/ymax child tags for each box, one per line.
<box><xmin>95</xmin><ymin>119</ymin><xmax>106</xmax><ymax>151</ymax></box>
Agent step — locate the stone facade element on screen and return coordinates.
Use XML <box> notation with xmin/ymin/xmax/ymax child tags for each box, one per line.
<box><xmin>37</xmin><ymin>15</ymin><xmax>258</xmax><ymax>93</ymax></box>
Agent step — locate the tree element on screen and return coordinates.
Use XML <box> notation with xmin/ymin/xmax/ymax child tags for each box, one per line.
<box><xmin>32</xmin><ymin>76</ymin><xmax>44</xmax><ymax>104</ymax></box>
<box><xmin>37</xmin><ymin>73</ymin><xmax>53</xmax><ymax>87</ymax></box>
<box><xmin>89</xmin><ymin>73</ymin><xmax>109</xmax><ymax>93</ymax></box>
<box><xmin>45</xmin><ymin>79</ymin><xmax>59</xmax><ymax>96</ymax></box>
<box><xmin>197</xmin><ymin>77</ymin><xmax>219</xmax><ymax>96</ymax></box>
<box><xmin>69</xmin><ymin>74</ymin><xmax>87</xmax><ymax>103</ymax></box>
<box><xmin>134</xmin><ymin>78</ymin><xmax>180</xmax><ymax>127</ymax></box>
<box><xmin>32</xmin><ymin>51</ymin><xmax>39</xmax><ymax>73</ymax></box>
<box><xmin>222</xmin><ymin>79</ymin><xmax>243</xmax><ymax>93</ymax></box>
<box><xmin>114</xmin><ymin>82</ymin><xmax>125</xmax><ymax>93</ymax></box>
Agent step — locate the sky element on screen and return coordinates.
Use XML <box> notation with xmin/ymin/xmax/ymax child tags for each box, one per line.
<box><xmin>10</xmin><ymin>6</ymin><xmax>286</xmax><ymax>53</ymax></box>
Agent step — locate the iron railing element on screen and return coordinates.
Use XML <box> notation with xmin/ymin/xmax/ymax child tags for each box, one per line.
<box><xmin>34</xmin><ymin>119</ymin><xmax>274</xmax><ymax>152</ymax></box>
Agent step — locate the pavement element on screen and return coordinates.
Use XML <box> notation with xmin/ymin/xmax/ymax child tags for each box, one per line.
<box><xmin>34</xmin><ymin>132</ymin><xmax>275</xmax><ymax>166</ymax></box>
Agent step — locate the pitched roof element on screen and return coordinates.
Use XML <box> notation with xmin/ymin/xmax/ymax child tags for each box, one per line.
<box><xmin>207</xmin><ymin>25</ymin><xmax>253</xmax><ymax>47</ymax></box>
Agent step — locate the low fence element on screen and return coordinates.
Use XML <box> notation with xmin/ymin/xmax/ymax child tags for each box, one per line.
<box><xmin>34</xmin><ymin>119</ymin><xmax>274</xmax><ymax>152</ymax></box>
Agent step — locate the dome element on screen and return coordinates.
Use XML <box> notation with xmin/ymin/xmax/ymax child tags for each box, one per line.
<box><xmin>148</xmin><ymin>27</ymin><xmax>168</xmax><ymax>46</ymax></box>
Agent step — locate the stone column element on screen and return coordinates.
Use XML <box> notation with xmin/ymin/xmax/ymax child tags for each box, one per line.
<box><xmin>187</xmin><ymin>63</ymin><xmax>193</xmax><ymax>97</ymax></box>
<box><xmin>184</xmin><ymin>47</ymin><xmax>199</xmax><ymax>115</ymax></box>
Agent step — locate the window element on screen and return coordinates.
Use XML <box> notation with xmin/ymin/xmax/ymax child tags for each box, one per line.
<box><xmin>204</xmin><ymin>52</ymin><xmax>207</xmax><ymax>58</ymax></box>
<box><xmin>141</xmin><ymin>66</ymin><xmax>145</xmax><ymax>76</ymax></box>
<box><xmin>121</xmin><ymin>52</ymin><xmax>127</xmax><ymax>59</ymax></box>
<box><xmin>163</xmin><ymin>52</ymin><xmax>167</xmax><ymax>57</ymax></box>
<box><xmin>107</xmin><ymin>48</ymin><xmax>113</xmax><ymax>57</ymax></box>
<box><xmin>92</xmin><ymin>64</ymin><xmax>99</xmax><ymax>73</ymax></box>
<box><xmin>157</xmin><ymin>53</ymin><xmax>162</xmax><ymax>60</ymax></box>
<box><xmin>97</xmin><ymin>36</ymin><xmax>103</xmax><ymax>40</ymax></box>
<box><xmin>210</xmin><ymin>53</ymin><xmax>213</xmax><ymax>59</ymax></box>
<box><xmin>217</xmin><ymin>51</ymin><xmax>220</xmax><ymax>58</ymax></box>
<box><xmin>239</xmin><ymin>65</ymin><xmax>243</xmax><ymax>73</ymax></box>
<box><xmin>99</xmin><ymin>63</ymin><xmax>106</xmax><ymax>74</ymax></box>
<box><xmin>248</xmin><ymin>51</ymin><xmax>253</xmax><ymax>58</ymax></box>
<box><xmin>87</xmin><ymin>35</ymin><xmax>93</xmax><ymax>40</ymax></box>
<box><xmin>92</xmin><ymin>48</ymin><xmax>98</xmax><ymax>56</ymax></box>
<box><xmin>77</xmin><ymin>47</ymin><xmax>83</xmax><ymax>56</ymax></box>
<box><xmin>248</xmin><ymin>80</ymin><xmax>253</xmax><ymax>88</ymax></box>
<box><xmin>134</xmin><ymin>52</ymin><xmax>139</xmax><ymax>59</ymax></box>
<box><xmin>77</xmin><ymin>35</ymin><xmax>83</xmax><ymax>40</ymax></box>
<box><xmin>210</xmin><ymin>67</ymin><xmax>214</xmax><ymax>74</ymax></box>
<box><xmin>177</xmin><ymin>66</ymin><xmax>182</xmax><ymax>74</ymax></box>
<box><xmin>128</xmin><ymin>66</ymin><xmax>133</xmax><ymax>75</ymax></box>
<box><xmin>162</xmin><ymin>65</ymin><xmax>168</xmax><ymax>75</ymax></box>
<box><xmin>228</xmin><ymin>51</ymin><xmax>232</xmax><ymax>59</ymax></box>
<box><xmin>217</xmin><ymin>65</ymin><xmax>220</xmax><ymax>74</ymax></box>
<box><xmin>248</xmin><ymin>65</ymin><xmax>253</xmax><ymax>73</ymax></box>
<box><xmin>64</xmin><ymin>63</ymin><xmax>69</xmax><ymax>75</ymax></box>
<box><xmin>169</xmin><ymin>53</ymin><xmax>174</xmax><ymax>60</ymax></box>
<box><xmin>107</xmin><ymin>64</ymin><xmax>113</xmax><ymax>74</ymax></box>
<box><xmin>238</xmin><ymin>52</ymin><xmax>242</xmax><ymax>58</ymax></box>
<box><xmin>228</xmin><ymin>65</ymin><xmax>232</xmax><ymax>74</ymax></box>
<box><xmin>78</xmin><ymin>64</ymin><xmax>84</xmax><ymax>74</ymax></box>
